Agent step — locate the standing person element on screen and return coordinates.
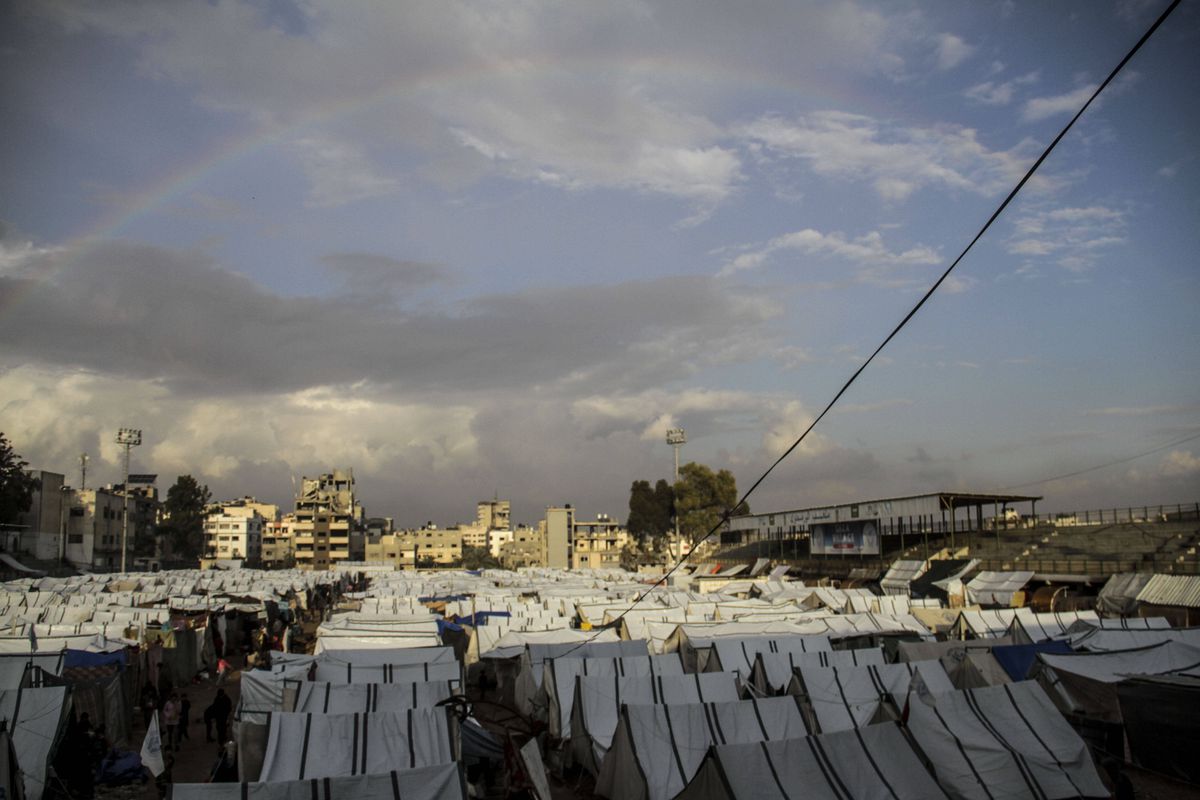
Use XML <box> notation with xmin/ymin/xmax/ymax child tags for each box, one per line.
<box><xmin>161</xmin><ymin>693</ymin><xmax>181</xmax><ymax>752</ymax></box>
<box><xmin>140</xmin><ymin>681</ymin><xmax>159</xmax><ymax>729</ymax></box>
<box><xmin>210</xmin><ymin>688</ymin><xmax>232</xmax><ymax>746</ymax></box>
<box><xmin>178</xmin><ymin>694</ymin><xmax>191</xmax><ymax>742</ymax></box>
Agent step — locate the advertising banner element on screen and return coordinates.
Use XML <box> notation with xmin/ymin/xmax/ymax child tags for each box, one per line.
<box><xmin>810</xmin><ymin>519</ymin><xmax>880</xmax><ymax>556</ymax></box>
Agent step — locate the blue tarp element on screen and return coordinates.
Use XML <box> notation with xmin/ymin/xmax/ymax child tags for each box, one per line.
<box><xmin>992</xmin><ymin>641</ymin><xmax>1074</xmax><ymax>681</ymax></box>
<box><xmin>453</xmin><ymin>611</ymin><xmax>512</xmax><ymax>627</ymax></box>
<box><xmin>436</xmin><ymin>619</ymin><xmax>464</xmax><ymax>636</ymax></box>
<box><xmin>64</xmin><ymin>649</ymin><xmax>128</xmax><ymax>669</ymax></box>
<box><xmin>418</xmin><ymin>594</ymin><xmax>471</xmax><ymax>603</ymax></box>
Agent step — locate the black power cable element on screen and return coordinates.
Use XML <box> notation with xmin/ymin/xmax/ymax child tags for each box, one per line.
<box><xmin>559</xmin><ymin>0</ymin><xmax>1182</xmax><ymax>657</ymax></box>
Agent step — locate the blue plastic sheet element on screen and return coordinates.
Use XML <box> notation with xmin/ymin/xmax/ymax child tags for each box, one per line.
<box><xmin>991</xmin><ymin>640</ymin><xmax>1074</xmax><ymax>681</ymax></box>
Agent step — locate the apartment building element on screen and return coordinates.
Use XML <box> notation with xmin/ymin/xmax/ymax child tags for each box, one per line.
<box><xmin>364</xmin><ymin>527</ymin><xmax>464</xmax><ymax>568</ymax></box>
<box><xmin>499</xmin><ymin>526</ymin><xmax>546</xmax><ymax>569</ymax></box>
<box><xmin>261</xmin><ymin>516</ymin><xmax>295</xmax><ymax>568</ymax></box>
<box><xmin>203</xmin><ymin>511</ymin><xmax>263</xmax><ymax>562</ymax></box>
<box><xmin>293</xmin><ymin>470</ymin><xmax>362</xmax><ymax>570</ymax></box>
<box><xmin>63</xmin><ymin>485</ymin><xmax>157</xmax><ymax>570</ymax></box>
<box><xmin>571</xmin><ymin>513</ymin><xmax>629</xmax><ymax>570</ymax></box>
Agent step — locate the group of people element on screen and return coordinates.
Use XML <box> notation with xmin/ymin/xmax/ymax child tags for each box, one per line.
<box><xmin>140</xmin><ymin>681</ymin><xmax>233</xmax><ymax>750</ymax></box>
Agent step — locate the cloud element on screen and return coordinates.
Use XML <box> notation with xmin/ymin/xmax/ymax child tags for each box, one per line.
<box><xmin>1084</xmin><ymin>404</ymin><xmax>1197</xmax><ymax>417</ymax></box>
<box><xmin>1006</xmin><ymin>205</ymin><xmax>1127</xmax><ymax>272</ymax></box>
<box><xmin>0</xmin><ymin>238</ymin><xmax>782</xmax><ymax>398</ymax></box>
<box><xmin>320</xmin><ymin>253</ymin><xmax>448</xmax><ymax>306</ymax></box>
<box><xmin>721</xmin><ymin>228</ymin><xmax>941</xmax><ymax>277</ymax></box>
<box><xmin>963</xmin><ymin>71</ymin><xmax>1039</xmax><ymax>106</ymax></box>
<box><xmin>1160</xmin><ymin>450</ymin><xmax>1200</xmax><ymax>477</ymax></box>
<box><xmin>290</xmin><ymin>137</ymin><xmax>399</xmax><ymax>207</ymax></box>
<box><xmin>935</xmin><ymin>34</ymin><xmax>973</xmax><ymax>70</ymax></box>
<box><xmin>737</xmin><ymin>111</ymin><xmax>1040</xmax><ymax>201</ymax></box>
<box><xmin>1022</xmin><ymin>84</ymin><xmax>1098</xmax><ymax>122</ymax></box>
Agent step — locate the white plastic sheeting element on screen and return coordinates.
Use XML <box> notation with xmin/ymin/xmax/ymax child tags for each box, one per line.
<box><xmin>704</xmin><ymin>635</ymin><xmax>832</xmax><ymax>684</ymax></box>
<box><xmin>290</xmin><ymin>681</ymin><xmax>456</xmax><ymax>714</ymax></box>
<box><xmin>880</xmin><ymin>560</ymin><xmax>928</xmax><ymax>596</ymax></box>
<box><xmin>0</xmin><ymin>686</ymin><xmax>69</xmax><ymax>800</ymax></box>
<box><xmin>1005</xmin><ymin>609</ymin><xmax>1099</xmax><ymax>644</ymax></box>
<box><xmin>964</xmin><ymin>571</ymin><xmax>1034</xmax><ymax>606</ymax></box>
<box><xmin>513</xmin><ymin>639</ymin><xmax>647</xmax><ymax>716</ymax></box>
<box><xmin>677</xmin><ymin>721</ymin><xmax>948</xmax><ymax>800</ymax></box>
<box><xmin>257</xmin><ymin>708</ymin><xmax>455</xmax><ymax>781</ymax></box>
<box><xmin>792</xmin><ymin>661</ymin><xmax>953</xmax><ymax>733</ymax></box>
<box><xmin>541</xmin><ymin>653</ymin><xmax>683</xmax><ymax>737</ymax></box>
<box><xmin>906</xmin><ymin>681</ymin><xmax>1108</xmax><ymax>800</ymax></box>
<box><xmin>594</xmin><ymin>697</ymin><xmax>808</xmax><ymax>800</ymax></box>
<box><xmin>570</xmin><ymin>672</ymin><xmax>742</xmax><ymax>775</ymax></box>
<box><xmin>752</xmin><ymin>647</ymin><xmax>885</xmax><ymax>695</ymax></box>
<box><xmin>312</xmin><ymin>660</ymin><xmax>461</xmax><ymax>686</ymax></box>
<box><xmin>171</xmin><ymin>762</ymin><xmax>468</xmax><ymax>800</ymax></box>
<box><xmin>954</xmin><ymin>609</ymin><xmax>1018</xmax><ymax>640</ymax></box>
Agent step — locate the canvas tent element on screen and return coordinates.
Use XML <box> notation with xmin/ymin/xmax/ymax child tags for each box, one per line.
<box><xmin>593</xmin><ymin>697</ymin><xmax>808</xmax><ymax>800</ymax></box>
<box><xmin>288</xmin><ymin>680</ymin><xmax>456</xmax><ymax>714</ymax></box>
<box><xmin>1006</xmin><ymin>609</ymin><xmax>1099</xmax><ymax>644</ymax></box>
<box><xmin>905</xmin><ymin>681</ymin><xmax>1109</xmax><ymax>800</ymax></box>
<box><xmin>170</xmin><ymin>762</ymin><xmax>468</xmax><ymax>800</ymax></box>
<box><xmin>677</xmin><ymin>721</ymin><xmax>948</xmax><ymax>800</ymax></box>
<box><xmin>880</xmin><ymin>560</ymin><xmax>928</xmax><ymax>596</ymax></box>
<box><xmin>569</xmin><ymin>672</ymin><xmax>741</xmax><ymax>774</ymax></box>
<box><xmin>964</xmin><ymin>571</ymin><xmax>1034</xmax><ymax>606</ymax></box>
<box><xmin>1117</xmin><ymin>674</ymin><xmax>1200</xmax><ymax>784</ymax></box>
<box><xmin>791</xmin><ymin>661</ymin><xmax>953</xmax><ymax>733</ymax></box>
<box><xmin>256</xmin><ymin>708</ymin><xmax>456</xmax><ymax>781</ymax></box>
<box><xmin>540</xmin><ymin>653</ymin><xmax>683</xmax><ymax>737</ymax></box>
<box><xmin>752</xmin><ymin>647</ymin><xmax>885</xmax><ymax>695</ymax></box>
<box><xmin>0</xmin><ymin>686</ymin><xmax>70</xmax><ymax>800</ymax></box>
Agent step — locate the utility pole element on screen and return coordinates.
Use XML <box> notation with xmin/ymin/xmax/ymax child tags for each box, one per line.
<box><xmin>666</xmin><ymin>428</ymin><xmax>686</xmax><ymax>557</ymax></box>
<box><xmin>115</xmin><ymin>428</ymin><xmax>142</xmax><ymax>573</ymax></box>
<box><xmin>79</xmin><ymin>452</ymin><xmax>88</xmax><ymax>490</ymax></box>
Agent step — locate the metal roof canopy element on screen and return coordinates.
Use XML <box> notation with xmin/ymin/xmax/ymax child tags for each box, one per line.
<box><xmin>729</xmin><ymin>491</ymin><xmax>1043</xmax><ymax>525</ymax></box>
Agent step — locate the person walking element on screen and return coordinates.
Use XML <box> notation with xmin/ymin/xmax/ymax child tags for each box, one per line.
<box><xmin>161</xmin><ymin>693</ymin><xmax>181</xmax><ymax>752</ymax></box>
<box><xmin>208</xmin><ymin>688</ymin><xmax>232</xmax><ymax>746</ymax></box>
<box><xmin>178</xmin><ymin>694</ymin><xmax>191</xmax><ymax>742</ymax></box>
<box><xmin>140</xmin><ymin>681</ymin><xmax>159</xmax><ymax>730</ymax></box>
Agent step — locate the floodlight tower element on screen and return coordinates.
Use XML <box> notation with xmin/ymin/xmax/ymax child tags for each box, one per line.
<box><xmin>115</xmin><ymin>428</ymin><xmax>142</xmax><ymax>573</ymax></box>
<box><xmin>666</xmin><ymin>428</ymin><xmax>686</xmax><ymax>545</ymax></box>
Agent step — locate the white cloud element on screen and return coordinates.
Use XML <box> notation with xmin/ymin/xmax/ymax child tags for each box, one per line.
<box><xmin>1160</xmin><ymin>450</ymin><xmax>1200</xmax><ymax>477</ymax></box>
<box><xmin>738</xmin><ymin>111</ymin><xmax>1039</xmax><ymax>201</ymax></box>
<box><xmin>290</xmin><ymin>137</ymin><xmax>399</xmax><ymax>207</ymax></box>
<box><xmin>1022</xmin><ymin>84</ymin><xmax>1098</xmax><ymax>122</ymax></box>
<box><xmin>963</xmin><ymin>72</ymin><xmax>1038</xmax><ymax>106</ymax></box>
<box><xmin>721</xmin><ymin>227</ymin><xmax>940</xmax><ymax>278</ymax></box>
<box><xmin>1006</xmin><ymin>205</ymin><xmax>1127</xmax><ymax>272</ymax></box>
<box><xmin>936</xmin><ymin>34</ymin><xmax>973</xmax><ymax>70</ymax></box>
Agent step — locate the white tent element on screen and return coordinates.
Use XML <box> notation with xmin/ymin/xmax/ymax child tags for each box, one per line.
<box><xmin>677</xmin><ymin>721</ymin><xmax>948</xmax><ymax>800</ymax></box>
<box><xmin>954</xmin><ymin>609</ymin><xmax>1018</xmax><ymax>639</ymax></box>
<box><xmin>1030</xmin><ymin>640</ymin><xmax>1200</xmax><ymax>722</ymax></box>
<box><xmin>964</xmin><ymin>571</ymin><xmax>1034</xmax><ymax>606</ymax></box>
<box><xmin>880</xmin><ymin>560</ymin><xmax>928</xmax><ymax>596</ymax></box>
<box><xmin>1005</xmin><ymin>609</ymin><xmax>1099</xmax><ymax>644</ymax></box>
<box><xmin>791</xmin><ymin>661</ymin><xmax>953</xmax><ymax>733</ymax></box>
<box><xmin>312</xmin><ymin>659</ymin><xmax>460</xmax><ymax>686</ymax></box>
<box><xmin>290</xmin><ymin>680</ymin><xmax>456</xmax><ymax>714</ymax></box>
<box><xmin>0</xmin><ymin>686</ymin><xmax>70</xmax><ymax>800</ymax></box>
<box><xmin>906</xmin><ymin>681</ymin><xmax>1108</xmax><ymax>800</ymax></box>
<box><xmin>570</xmin><ymin>672</ymin><xmax>742</xmax><ymax>775</ymax></box>
<box><xmin>705</xmin><ymin>635</ymin><xmax>833</xmax><ymax>685</ymax></box>
<box><xmin>752</xmin><ymin>647</ymin><xmax>885</xmax><ymax>695</ymax></box>
<box><xmin>171</xmin><ymin>762</ymin><xmax>468</xmax><ymax>800</ymax></box>
<box><xmin>1067</xmin><ymin>625</ymin><xmax>1200</xmax><ymax>652</ymax></box>
<box><xmin>541</xmin><ymin>653</ymin><xmax>683</xmax><ymax>737</ymax></box>
<box><xmin>513</xmin><ymin>639</ymin><xmax>647</xmax><ymax>715</ymax></box>
<box><xmin>257</xmin><ymin>708</ymin><xmax>456</xmax><ymax>781</ymax></box>
<box><xmin>594</xmin><ymin>697</ymin><xmax>808</xmax><ymax>800</ymax></box>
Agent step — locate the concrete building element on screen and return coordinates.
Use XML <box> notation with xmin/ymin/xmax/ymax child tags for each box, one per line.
<box><xmin>365</xmin><ymin>527</ymin><xmax>464</xmax><ymax>568</ymax></box>
<box><xmin>213</xmin><ymin>496</ymin><xmax>279</xmax><ymax>523</ymax></box>
<box><xmin>293</xmin><ymin>470</ymin><xmax>363</xmax><ymax>570</ymax></box>
<box><xmin>487</xmin><ymin>527</ymin><xmax>515</xmax><ymax>558</ymax></box>
<box><xmin>203</xmin><ymin>510</ymin><xmax>264</xmax><ymax>563</ymax></box>
<box><xmin>261</xmin><ymin>516</ymin><xmax>295</xmax><ymax>569</ymax></box>
<box><xmin>13</xmin><ymin>470</ymin><xmax>66</xmax><ymax>561</ymax></box>
<box><xmin>499</xmin><ymin>526</ymin><xmax>546</xmax><ymax>569</ymax></box>
<box><xmin>571</xmin><ymin>513</ymin><xmax>629</xmax><ymax>570</ymax></box>
<box><xmin>62</xmin><ymin>484</ymin><xmax>157</xmax><ymax>570</ymax></box>
<box><xmin>459</xmin><ymin>500</ymin><xmax>513</xmax><ymax>550</ymax></box>
<box><xmin>543</xmin><ymin>506</ymin><xmax>573</xmax><ymax>569</ymax></box>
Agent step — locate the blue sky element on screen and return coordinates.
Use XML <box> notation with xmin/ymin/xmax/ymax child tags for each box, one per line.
<box><xmin>1</xmin><ymin>0</ymin><xmax>1197</xmax><ymax>527</ymax></box>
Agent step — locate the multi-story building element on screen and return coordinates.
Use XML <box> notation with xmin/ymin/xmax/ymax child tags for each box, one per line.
<box><xmin>459</xmin><ymin>499</ymin><xmax>512</xmax><ymax>550</ymax></box>
<box><xmin>13</xmin><ymin>470</ymin><xmax>66</xmax><ymax>561</ymax></box>
<box><xmin>203</xmin><ymin>511</ymin><xmax>264</xmax><ymax>563</ymax></box>
<box><xmin>212</xmin><ymin>496</ymin><xmax>279</xmax><ymax>523</ymax></box>
<box><xmin>571</xmin><ymin>513</ymin><xmax>629</xmax><ymax>570</ymax></box>
<box><xmin>292</xmin><ymin>470</ymin><xmax>363</xmax><ymax>570</ymax></box>
<box><xmin>63</xmin><ymin>484</ymin><xmax>158</xmax><ymax>570</ymax></box>
<box><xmin>487</xmin><ymin>527</ymin><xmax>514</xmax><ymax>558</ymax></box>
<box><xmin>543</xmin><ymin>506</ymin><xmax>573</xmax><ymax>569</ymax></box>
<box><xmin>499</xmin><ymin>526</ymin><xmax>546</xmax><ymax>569</ymax></box>
<box><xmin>261</xmin><ymin>516</ymin><xmax>295</xmax><ymax>569</ymax></box>
<box><xmin>364</xmin><ymin>526</ymin><xmax>463</xmax><ymax>568</ymax></box>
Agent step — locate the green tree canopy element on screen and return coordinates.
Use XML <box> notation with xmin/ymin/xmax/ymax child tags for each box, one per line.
<box><xmin>673</xmin><ymin>462</ymin><xmax>747</xmax><ymax>544</ymax></box>
<box><xmin>161</xmin><ymin>474</ymin><xmax>211</xmax><ymax>560</ymax></box>
<box><xmin>626</xmin><ymin>479</ymin><xmax>674</xmax><ymax>540</ymax></box>
<box><xmin>0</xmin><ymin>433</ymin><xmax>40</xmax><ymax>525</ymax></box>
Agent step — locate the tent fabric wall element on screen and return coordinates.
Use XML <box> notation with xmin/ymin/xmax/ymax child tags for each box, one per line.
<box><xmin>1006</xmin><ymin>610</ymin><xmax>1099</xmax><ymax>644</ymax></box>
<box><xmin>752</xmin><ymin>647</ymin><xmax>885</xmax><ymax>695</ymax></box>
<box><xmin>542</xmin><ymin>654</ymin><xmax>683</xmax><ymax>738</ymax></box>
<box><xmin>1117</xmin><ymin>675</ymin><xmax>1200</xmax><ymax>784</ymax></box>
<box><xmin>170</xmin><ymin>762</ymin><xmax>468</xmax><ymax>800</ymax></box>
<box><xmin>570</xmin><ymin>672</ymin><xmax>742</xmax><ymax>774</ymax></box>
<box><xmin>257</xmin><ymin>708</ymin><xmax>455</xmax><ymax>781</ymax></box>
<box><xmin>594</xmin><ymin>696</ymin><xmax>808</xmax><ymax>800</ymax></box>
<box><xmin>291</xmin><ymin>681</ymin><xmax>456</xmax><ymax>714</ymax></box>
<box><xmin>513</xmin><ymin>639</ymin><xmax>647</xmax><ymax>716</ymax></box>
<box><xmin>0</xmin><ymin>686</ymin><xmax>70</xmax><ymax>800</ymax></box>
<box><xmin>792</xmin><ymin>661</ymin><xmax>953</xmax><ymax>733</ymax></box>
<box><xmin>906</xmin><ymin>681</ymin><xmax>1108</xmax><ymax>800</ymax></box>
<box><xmin>312</xmin><ymin>660</ymin><xmax>461</xmax><ymax>686</ymax></box>
<box><xmin>676</xmin><ymin>721</ymin><xmax>948</xmax><ymax>800</ymax></box>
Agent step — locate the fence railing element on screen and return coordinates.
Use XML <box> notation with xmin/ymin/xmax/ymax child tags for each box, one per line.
<box><xmin>1037</xmin><ymin>502</ymin><xmax>1199</xmax><ymax>527</ymax></box>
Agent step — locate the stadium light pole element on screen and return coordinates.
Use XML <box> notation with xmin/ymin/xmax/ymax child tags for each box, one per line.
<box><xmin>666</xmin><ymin>428</ymin><xmax>686</xmax><ymax>554</ymax></box>
<box><xmin>116</xmin><ymin>428</ymin><xmax>142</xmax><ymax>573</ymax></box>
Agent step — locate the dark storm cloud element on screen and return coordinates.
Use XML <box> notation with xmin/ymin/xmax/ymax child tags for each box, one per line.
<box><xmin>0</xmin><ymin>239</ymin><xmax>778</xmax><ymax>396</ymax></box>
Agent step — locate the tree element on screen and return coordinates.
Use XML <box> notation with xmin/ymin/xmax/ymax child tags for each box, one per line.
<box><xmin>462</xmin><ymin>545</ymin><xmax>502</xmax><ymax>570</ymax></box>
<box><xmin>673</xmin><ymin>462</ymin><xmax>748</xmax><ymax>544</ymax></box>
<box><xmin>159</xmin><ymin>475</ymin><xmax>211</xmax><ymax>560</ymax></box>
<box><xmin>626</xmin><ymin>479</ymin><xmax>674</xmax><ymax>541</ymax></box>
<box><xmin>0</xmin><ymin>433</ymin><xmax>40</xmax><ymax>525</ymax></box>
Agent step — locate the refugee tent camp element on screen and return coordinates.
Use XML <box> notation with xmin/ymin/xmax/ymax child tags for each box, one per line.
<box><xmin>171</xmin><ymin>762</ymin><xmax>469</xmax><ymax>800</ymax></box>
<box><xmin>789</xmin><ymin>661</ymin><xmax>953</xmax><ymax>733</ymax></box>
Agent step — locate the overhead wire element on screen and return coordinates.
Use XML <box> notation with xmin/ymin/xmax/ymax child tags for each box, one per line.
<box><xmin>557</xmin><ymin>0</ymin><xmax>1182</xmax><ymax>658</ymax></box>
<box><xmin>996</xmin><ymin>430</ymin><xmax>1200</xmax><ymax>493</ymax></box>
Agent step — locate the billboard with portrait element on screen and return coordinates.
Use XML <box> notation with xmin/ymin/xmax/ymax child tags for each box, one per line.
<box><xmin>810</xmin><ymin>519</ymin><xmax>880</xmax><ymax>556</ymax></box>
